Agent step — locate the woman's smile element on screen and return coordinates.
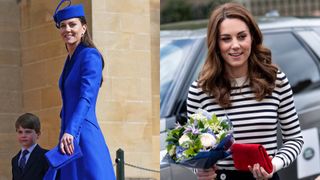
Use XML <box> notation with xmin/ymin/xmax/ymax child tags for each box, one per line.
<box><xmin>229</xmin><ymin>52</ymin><xmax>244</xmax><ymax>58</ymax></box>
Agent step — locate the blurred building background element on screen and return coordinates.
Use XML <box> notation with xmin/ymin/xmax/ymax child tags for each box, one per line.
<box><xmin>240</xmin><ymin>0</ymin><xmax>320</xmax><ymax>17</ymax></box>
<box><xmin>161</xmin><ymin>0</ymin><xmax>320</xmax><ymax>25</ymax></box>
<box><xmin>0</xmin><ymin>0</ymin><xmax>159</xmax><ymax>179</ymax></box>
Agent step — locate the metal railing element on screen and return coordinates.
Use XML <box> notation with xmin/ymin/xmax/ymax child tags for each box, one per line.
<box><xmin>115</xmin><ymin>148</ymin><xmax>160</xmax><ymax>180</ymax></box>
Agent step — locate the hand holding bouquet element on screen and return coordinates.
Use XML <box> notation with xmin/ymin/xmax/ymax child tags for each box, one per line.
<box><xmin>165</xmin><ymin>109</ymin><xmax>234</xmax><ymax>169</ymax></box>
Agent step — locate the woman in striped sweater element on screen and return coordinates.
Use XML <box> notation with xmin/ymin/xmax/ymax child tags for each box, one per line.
<box><xmin>189</xmin><ymin>3</ymin><xmax>304</xmax><ymax>180</ymax></box>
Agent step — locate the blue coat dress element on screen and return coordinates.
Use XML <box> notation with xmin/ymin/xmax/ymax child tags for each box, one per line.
<box><xmin>58</xmin><ymin>43</ymin><xmax>115</xmax><ymax>180</ymax></box>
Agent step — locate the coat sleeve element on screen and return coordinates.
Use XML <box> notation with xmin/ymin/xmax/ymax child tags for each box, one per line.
<box><xmin>65</xmin><ymin>48</ymin><xmax>103</xmax><ymax>137</ymax></box>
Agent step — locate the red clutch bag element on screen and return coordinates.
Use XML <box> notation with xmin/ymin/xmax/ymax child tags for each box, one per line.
<box><xmin>231</xmin><ymin>143</ymin><xmax>273</xmax><ymax>174</ymax></box>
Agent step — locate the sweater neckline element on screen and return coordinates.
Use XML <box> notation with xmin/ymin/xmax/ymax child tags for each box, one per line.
<box><xmin>232</xmin><ymin>76</ymin><xmax>248</xmax><ymax>87</ymax></box>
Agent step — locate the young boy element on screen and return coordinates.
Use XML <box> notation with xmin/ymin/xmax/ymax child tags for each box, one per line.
<box><xmin>11</xmin><ymin>113</ymin><xmax>49</xmax><ymax>180</ymax></box>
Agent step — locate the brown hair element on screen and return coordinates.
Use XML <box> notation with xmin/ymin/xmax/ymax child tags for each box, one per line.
<box><xmin>79</xmin><ymin>17</ymin><xmax>104</xmax><ymax>87</ymax></box>
<box><xmin>15</xmin><ymin>113</ymin><xmax>41</xmax><ymax>134</ymax></box>
<box><xmin>198</xmin><ymin>2</ymin><xmax>278</xmax><ymax>108</ymax></box>
<box><xmin>59</xmin><ymin>17</ymin><xmax>105</xmax><ymax>86</ymax></box>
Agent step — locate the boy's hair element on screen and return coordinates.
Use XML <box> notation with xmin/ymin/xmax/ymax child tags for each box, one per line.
<box><xmin>15</xmin><ymin>113</ymin><xmax>41</xmax><ymax>134</ymax></box>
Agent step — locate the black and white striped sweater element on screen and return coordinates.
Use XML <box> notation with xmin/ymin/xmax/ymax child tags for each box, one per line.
<box><xmin>187</xmin><ymin>71</ymin><xmax>303</xmax><ymax>171</ymax></box>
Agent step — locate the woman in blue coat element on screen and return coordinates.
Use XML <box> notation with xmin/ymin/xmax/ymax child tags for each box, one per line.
<box><xmin>52</xmin><ymin>0</ymin><xmax>115</xmax><ymax>179</ymax></box>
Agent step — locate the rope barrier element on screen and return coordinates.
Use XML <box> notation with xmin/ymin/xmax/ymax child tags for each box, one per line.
<box><xmin>124</xmin><ymin>162</ymin><xmax>160</xmax><ymax>173</ymax></box>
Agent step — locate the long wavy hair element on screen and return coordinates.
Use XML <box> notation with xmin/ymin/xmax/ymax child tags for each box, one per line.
<box><xmin>79</xmin><ymin>17</ymin><xmax>104</xmax><ymax>87</ymax></box>
<box><xmin>198</xmin><ymin>3</ymin><xmax>278</xmax><ymax>108</ymax></box>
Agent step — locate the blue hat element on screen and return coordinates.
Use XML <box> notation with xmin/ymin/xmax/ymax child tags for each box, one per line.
<box><xmin>53</xmin><ymin>0</ymin><xmax>85</xmax><ymax>28</ymax></box>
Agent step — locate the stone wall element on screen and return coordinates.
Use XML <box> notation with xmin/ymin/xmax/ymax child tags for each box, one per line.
<box><xmin>0</xmin><ymin>0</ymin><xmax>21</xmax><ymax>179</ymax></box>
<box><xmin>92</xmin><ymin>0</ymin><xmax>159</xmax><ymax>179</ymax></box>
<box><xmin>150</xmin><ymin>0</ymin><xmax>160</xmax><ymax>179</ymax></box>
<box><xmin>0</xmin><ymin>0</ymin><xmax>159</xmax><ymax>179</ymax></box>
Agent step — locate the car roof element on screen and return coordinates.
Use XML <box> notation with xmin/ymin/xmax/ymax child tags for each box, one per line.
<box><xmin>160</xmin><ymin>17</ymin><xmax>320</xmax><ymax>40</ymax></box>
<box><xmin>258</xmin><ymin>17</ymin><xmax>320</xmax><ymax>30</ymax></box>
<box><xmin>160</xmin><ymin>29</ymin><xmax>206</xmax><ymax>40</ymax></box>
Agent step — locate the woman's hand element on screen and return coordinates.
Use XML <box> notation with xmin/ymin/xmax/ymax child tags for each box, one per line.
<box><xmin>60</xmin><ymin>133</ymin><xmax>74</xmax><ymax>155</ymax></box>
<box><xmin>248</xmin><ymin>163</ymin><xmax>276</xmax><ymax>180</ymax></box>
<box><xmin>196</xmin><ymin>166</ymin><xmax>217</xmax><ymax>180</ymax></box>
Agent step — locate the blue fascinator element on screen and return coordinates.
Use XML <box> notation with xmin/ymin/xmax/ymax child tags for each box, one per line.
<box><xmin>53</xmin><ymin>0</ymin><xmax>85</xmax><ymax>28</ymax></box>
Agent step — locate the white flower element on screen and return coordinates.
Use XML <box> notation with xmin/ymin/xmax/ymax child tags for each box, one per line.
<box><xmin>210</xmin><ymin>124</ymin><xmax>223</xmax><ymax>133</ymax></box>
<box><xmin>190</xmin><ymin>113</ymin><xmax>207</xmax><ymax>121</ymax></box>
<box><xmin>179</xmin><ymin>134</ymin><xmax>191</xmax><ymax>145</ymax></box>
<box><xmin>200</xmin><ymin>133</ymin><xmax>216</xmax><ymax>148</ymax></box>
<box><xmin>196</xmin><ymin>109</ymin><xmax>213</xmax><ymax>120</ymax></box>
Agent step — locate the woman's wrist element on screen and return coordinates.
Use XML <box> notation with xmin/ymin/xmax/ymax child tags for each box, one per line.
<box><xmin>272</xmin><ymin>157</ymin><xmax>284</xmax><ymax>172</ymax></box>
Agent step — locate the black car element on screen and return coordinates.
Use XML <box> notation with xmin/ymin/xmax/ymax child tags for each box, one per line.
<box><xmin>160</xmin><ymin>17</ymin><xmax>320</xmax><ymax>180</ymax></box>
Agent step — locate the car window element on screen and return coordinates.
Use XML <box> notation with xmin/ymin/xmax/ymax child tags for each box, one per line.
<box><xmin>192</xmin><ymin>45</ymin><xmax>207</xmax><ymax>83</ymax></box>
<box><xmin>263</xmin><ymin>32</ymin><xmax>320</xmax><ymax>93</ymax></box>
<box><xmin>160</xmin><ymin>39</ymin><xmax>197</xmax><ymax>111</ymax></box>
<box><xmin>297</xmin><ymin>31</ymin><xmax>320</xmax><ymax>60</ymax></box>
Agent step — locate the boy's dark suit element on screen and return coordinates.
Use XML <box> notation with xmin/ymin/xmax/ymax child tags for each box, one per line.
<box><xmin>12</xmin><ymin>144</ymin><xmax>48</xmax><ymax>180</ymax></box>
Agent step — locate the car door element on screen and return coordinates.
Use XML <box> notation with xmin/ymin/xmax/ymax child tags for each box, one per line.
<box><xmin>263</xmin><ymin>28</ymin><xmax>320</xmax><ymax>180</ymax></box>
<box><xmin>160</xmin><ymin>36</ymin><xmax>206</xmax><ymax>180</ymax></box>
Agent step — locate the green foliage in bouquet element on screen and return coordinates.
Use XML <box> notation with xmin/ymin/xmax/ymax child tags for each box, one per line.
<box><xmin>166</xmin><ymin>111</ymin><xmax>232</xmax><ymax>162</ymax></box>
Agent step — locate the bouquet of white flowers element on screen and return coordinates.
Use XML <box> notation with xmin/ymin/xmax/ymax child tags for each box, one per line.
<box><xmin>165</xmin><ymin>109</ymin><xmax>234</xmax><ymax>169</ymax></box>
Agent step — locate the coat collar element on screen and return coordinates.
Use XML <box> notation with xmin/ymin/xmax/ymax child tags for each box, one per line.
<box><xmin>61</xmin><ymin>42</ymin><xmax>87</xmax><ymax>86</ymax></box>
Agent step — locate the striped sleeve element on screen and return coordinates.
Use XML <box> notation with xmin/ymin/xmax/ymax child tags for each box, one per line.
<box><xmin>274</xmin><ymin>72</ymin><xmax>304</xmax><ymax>170</ymax></box>
<box><xmin>187</xmin><ymin>81</ymin><xmax>203</xmax><ymax>119</ymax></box>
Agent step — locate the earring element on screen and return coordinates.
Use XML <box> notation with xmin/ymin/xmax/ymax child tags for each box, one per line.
<box><xmin>81</xmin><ymin>33</ymin><xmax>84</xmax><ymax>37</ymax></box>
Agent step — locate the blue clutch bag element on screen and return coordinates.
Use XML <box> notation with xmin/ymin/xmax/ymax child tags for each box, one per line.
<box><xmin>45</xmin><ymin>142</ymin><xmax>83</xmax><ymax>169</ymax></box>
<box><xmin>43</xmin><ymin>142</ymin><xmax>83</xmax><ymax>180</ymax></box>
